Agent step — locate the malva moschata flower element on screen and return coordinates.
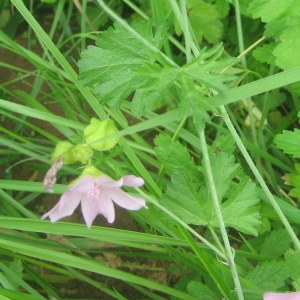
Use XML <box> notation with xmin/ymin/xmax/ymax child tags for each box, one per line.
<box><xmin>264</xmin><ymin>292</ymin><xmax>300</xmax><ymax>300</ymax></box>
<box><xmin>42</xmin><ymin>174</ymin><xmax>147</xmax><ymax>227</ymax></box>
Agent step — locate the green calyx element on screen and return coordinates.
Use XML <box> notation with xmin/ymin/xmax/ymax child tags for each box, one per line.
<box><xmin>52</xmin><ymin>141</ymin><xmax>93</xmax><ymax>165</ymax></box>
<box><xmin>81</xmin><ymin>165</ymin><xmax>104</xmax><ymax>177</ymax></box>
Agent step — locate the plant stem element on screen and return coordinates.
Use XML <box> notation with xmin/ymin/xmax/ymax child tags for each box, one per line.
<box><xmin>220</xmin><ymin>105</ymin><xmax>300</xmax><ymax>250</ymax></box>
<box><xmin>173</xmin><ymin>1</ymin><xmax>245</xmax><ymax>297</ymax></box>
<box><xmin>199</xmin><ymin>130</ymin><xmax>245</xmax><ymax>300</ymax></box>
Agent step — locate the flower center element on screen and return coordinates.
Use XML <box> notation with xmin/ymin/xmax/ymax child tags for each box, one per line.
<box><xmin>87</xmin><ymin>183</ymin><xmax>100</xmax><ymax>201</ymax></box>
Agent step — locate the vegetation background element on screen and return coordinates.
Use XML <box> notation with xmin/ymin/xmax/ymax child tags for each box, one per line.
<box><xmin>0</xmin><ymin>0</ymin><xmax>300</xmax><ymax>299</ymax></box>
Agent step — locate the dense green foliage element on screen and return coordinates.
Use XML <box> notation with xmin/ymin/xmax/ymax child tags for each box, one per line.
<box><xmin>0</xmin><ymin>0</ymin><xmax>300</xmax><ymax>299</ymax></box>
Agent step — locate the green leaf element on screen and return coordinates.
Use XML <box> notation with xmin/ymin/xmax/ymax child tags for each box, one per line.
<box><xmin>182</xmin><ymin>44</ymin><xmax>237</xmax><ymax>91</ymax></box>
<box><xmin>164</xmin><ymin>174</ymin><xmax>209</xmax><ymax>225</ymax></box>
<box><xmin>283</xmin><ymin>164</ymin><xmax>300</xmax><ymax>199</ymax></box>
<box><xmin>285</xmin><ymin>249</ymin><xmax>300</xmax><ymax>282</ymax></box>
<box><xmin>217</xmin><ymin>178</ymin><xmax>261</xmax><ymax>235</ymax></box>
<box><xmin>78</xmin><ymin>21</ymin><xmax>161</xmax><ymax>109</ymax></box>
<box><xmin>208</xmin><ymin>152</ymin><xmax>240</xmax><ymax>200</ymax></box>
<box><xmin>81</xmin><ymin>165</ymin><xmax>103</xmax><ymax>177</ymax></box>
<box><xmin>246</xmin><ymin>260</ymin><xmax>289</xmax><ymax>290</ymax></box>
<box><xmin>187</xmin><ymin>0</ymin><xmax>223</xmax><ymax>43</ymax></box>
<box><xmin>260</xmin><ymin>229</ymin><xmax>291</xmax><ymax>256</ymax></box>
<box><xmin>289</xmin><ymin>187</ymin><xmax>300</xmax><ymax>199</ymax></box>
<box><xmin>154</xmin><ymin>135</ymin><xmax>199</xmax><ymax>182</ymax></box>
<box><xmin>210</xmin><ymin>134</ymin><xmax>236</xmax><ymax>155</ymax></box>
<box><xmin>248</xmin><ymin>0</ymin><xmax>295</xmax><ymax>22</ymax></box>
<box><xmin>252</xmin><ymin>43</ymin><xmax>276</xmax><ymax>65</ymax></box>
<box><xmin>274</xmin><ymin>26</ymin><xmax>300</xmax><ymax>69</ymax></box>
<box><xmin>213</xmin><ymin>0</ymin><xmax>231</xmax><ymax>18</ymax></box>
<box><xmin>274</xmin><ymin>129</ymin><xmax>300</xmax><ymax>158</ymax></box>
<box><xmin>264</xmin><ymin>19</ymin><xmax>286</xmax><ymax>38</ymax></box>
<box><xmin>79</xmin><ymin>19</ymin><xmax>236</xmax><ymax>117</ymax></box>
<box><xmin>248</xmin><ymin>0</ymin><xmax>300</xmax><ymax>73</ymax></box>
<box><xmin>177</xmin><ymin>83</ymin><xmax>212</xmax><ymax>132</ymax></box>
<box><xmin>131</xmin><ymin>63</ymin><xmax>179</xmax><ymax>116</ymax></box>
<box><xmin>187</xmin><ymin>281</ymin><xmax>218</xmax><ymax>300</ymax></box>
<box><xmin>161</xmin><ymin>150</ymin><xmax>261</xmax><ymax>235</ymax></box>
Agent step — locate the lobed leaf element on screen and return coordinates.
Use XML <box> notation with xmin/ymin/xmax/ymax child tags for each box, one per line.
<box><xmin>219</xmin><ymin>178</ymin><xmax>261</xmax><ymax>235</ymax></box>
<box><xmin>78</xmin><ymin>21</ymin><xmax>161</xmax><ymax>109</ymax></box>
<box><xmin>248</xmin><ymin>0</ymin><xmax>295</xmax><ymax>22</ymax></box>
<box><xmin>252</xmin><ymin>43</ymin><xmax>276</xmax><ymax>65</ymax></box>
<box><xmin>274</xmin><ymin>26</ymin><xmax>300</xmax><ymax>69</ymax></box>
<box><xmin>260</xmin><ymin>229</ymin><xmax>291</xmax><ymax>257</ymax></box>
<box><xmin>187</xmin><ymin>281</ymin><xmax>218</xmax><ymax>300</ymax></box>
<box><xmin>274</xmin><ymin>129</ymin><xmax>300</xmax><ymax>158</ymax></box>
<box><xmin>285</xmin><ymin>250</ymin><xmax>300</xmax><ymax>283</ymax></box>
<box><xmin>154</xmin><ymin>135</ymin><xmax>199</xmax><ymax>182</ymax></box>
<box><xmin>79</xmin><ymin>21</ymin><xmax>236</xmax><ymax>116</ymax></box>
<box><xmin>246</xmin><ymin>260</ymin><xmax>289</xmax><ymax>290</ymax></box>
<box><xmin>156</xmin><ymin>138</ymin><xmax>261</xmax><ymax>235</ymax></box>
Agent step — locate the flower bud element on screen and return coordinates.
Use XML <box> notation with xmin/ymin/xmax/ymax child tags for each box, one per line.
<box><xmin>84</xmin><ymin>118</ymin><xmax>119</xmax><ymax>151</ymax></box>
<box><xmin>52</xmin><ymin>141</ymin><xmax>75</xmax><ymax>165</ymax></box>
<box><xmin>72</xmin><ymin>144</ymin><xmax>93</xmax><ymax>164</ymax></box>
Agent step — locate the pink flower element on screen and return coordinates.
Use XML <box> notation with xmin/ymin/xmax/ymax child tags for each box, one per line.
<box><xmin>264</xmin><ymin>292</ymin><xmax>300</xmax><ymax>300</ymax></box>
<box><xmin>42</xmin><ymin>174</ymin><xmax>147</xmax><ymax>227</ymax></box>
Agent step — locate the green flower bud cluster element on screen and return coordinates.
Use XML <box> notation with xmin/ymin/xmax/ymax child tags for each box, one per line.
<box><xmin>51</xmin><ymin>118</ymin><xmax>119</xmax><ymax>165</ymax></box>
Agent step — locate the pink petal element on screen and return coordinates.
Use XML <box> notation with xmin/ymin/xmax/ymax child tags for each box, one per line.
<box><xmin>94</xmin><ymin>175</ymin><xmax>144</xmax><ymax>188</ymax></box>
<box><xmin>120</xmin><ymin>175</ymin><xmax>144</xmax><ymax>187</ymax></box>
<box><xmin>106</xmin><ymin>187</ymin><xmax>147</xmax><ymax>210</ymax></box>
<box><xmin>41</xmin><ymin>190</ymin><xmax>81</xmax><ymax>223</ymax></box>
<box><xmin>69</xmin><ymin>175</ymin><xmax>96</xmax><ymax>192</ymax></box>
<box><xmin>81</xmin><ymin>191</ymin><xmax>115</xmax><ymax>226</ymax></box>
<box><xmin>264</xmin><ymin>292</ymin><xmax>300</xmax><ymax>300</ymax></box>
<box><xmin>95</xmin><ymin>175</ymin><xmax>122</xmax><ymax>187</ymax></box>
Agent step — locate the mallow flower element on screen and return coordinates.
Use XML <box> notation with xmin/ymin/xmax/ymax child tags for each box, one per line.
<box><xmin>264</xmin><ymin>292</ymin><xmax>300</xmax><ymax>300</ymax></box>
<box><xmin>42</xmin><ymin>174</ymin><xmax>147</xmax><ymax>227</ymax></box>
